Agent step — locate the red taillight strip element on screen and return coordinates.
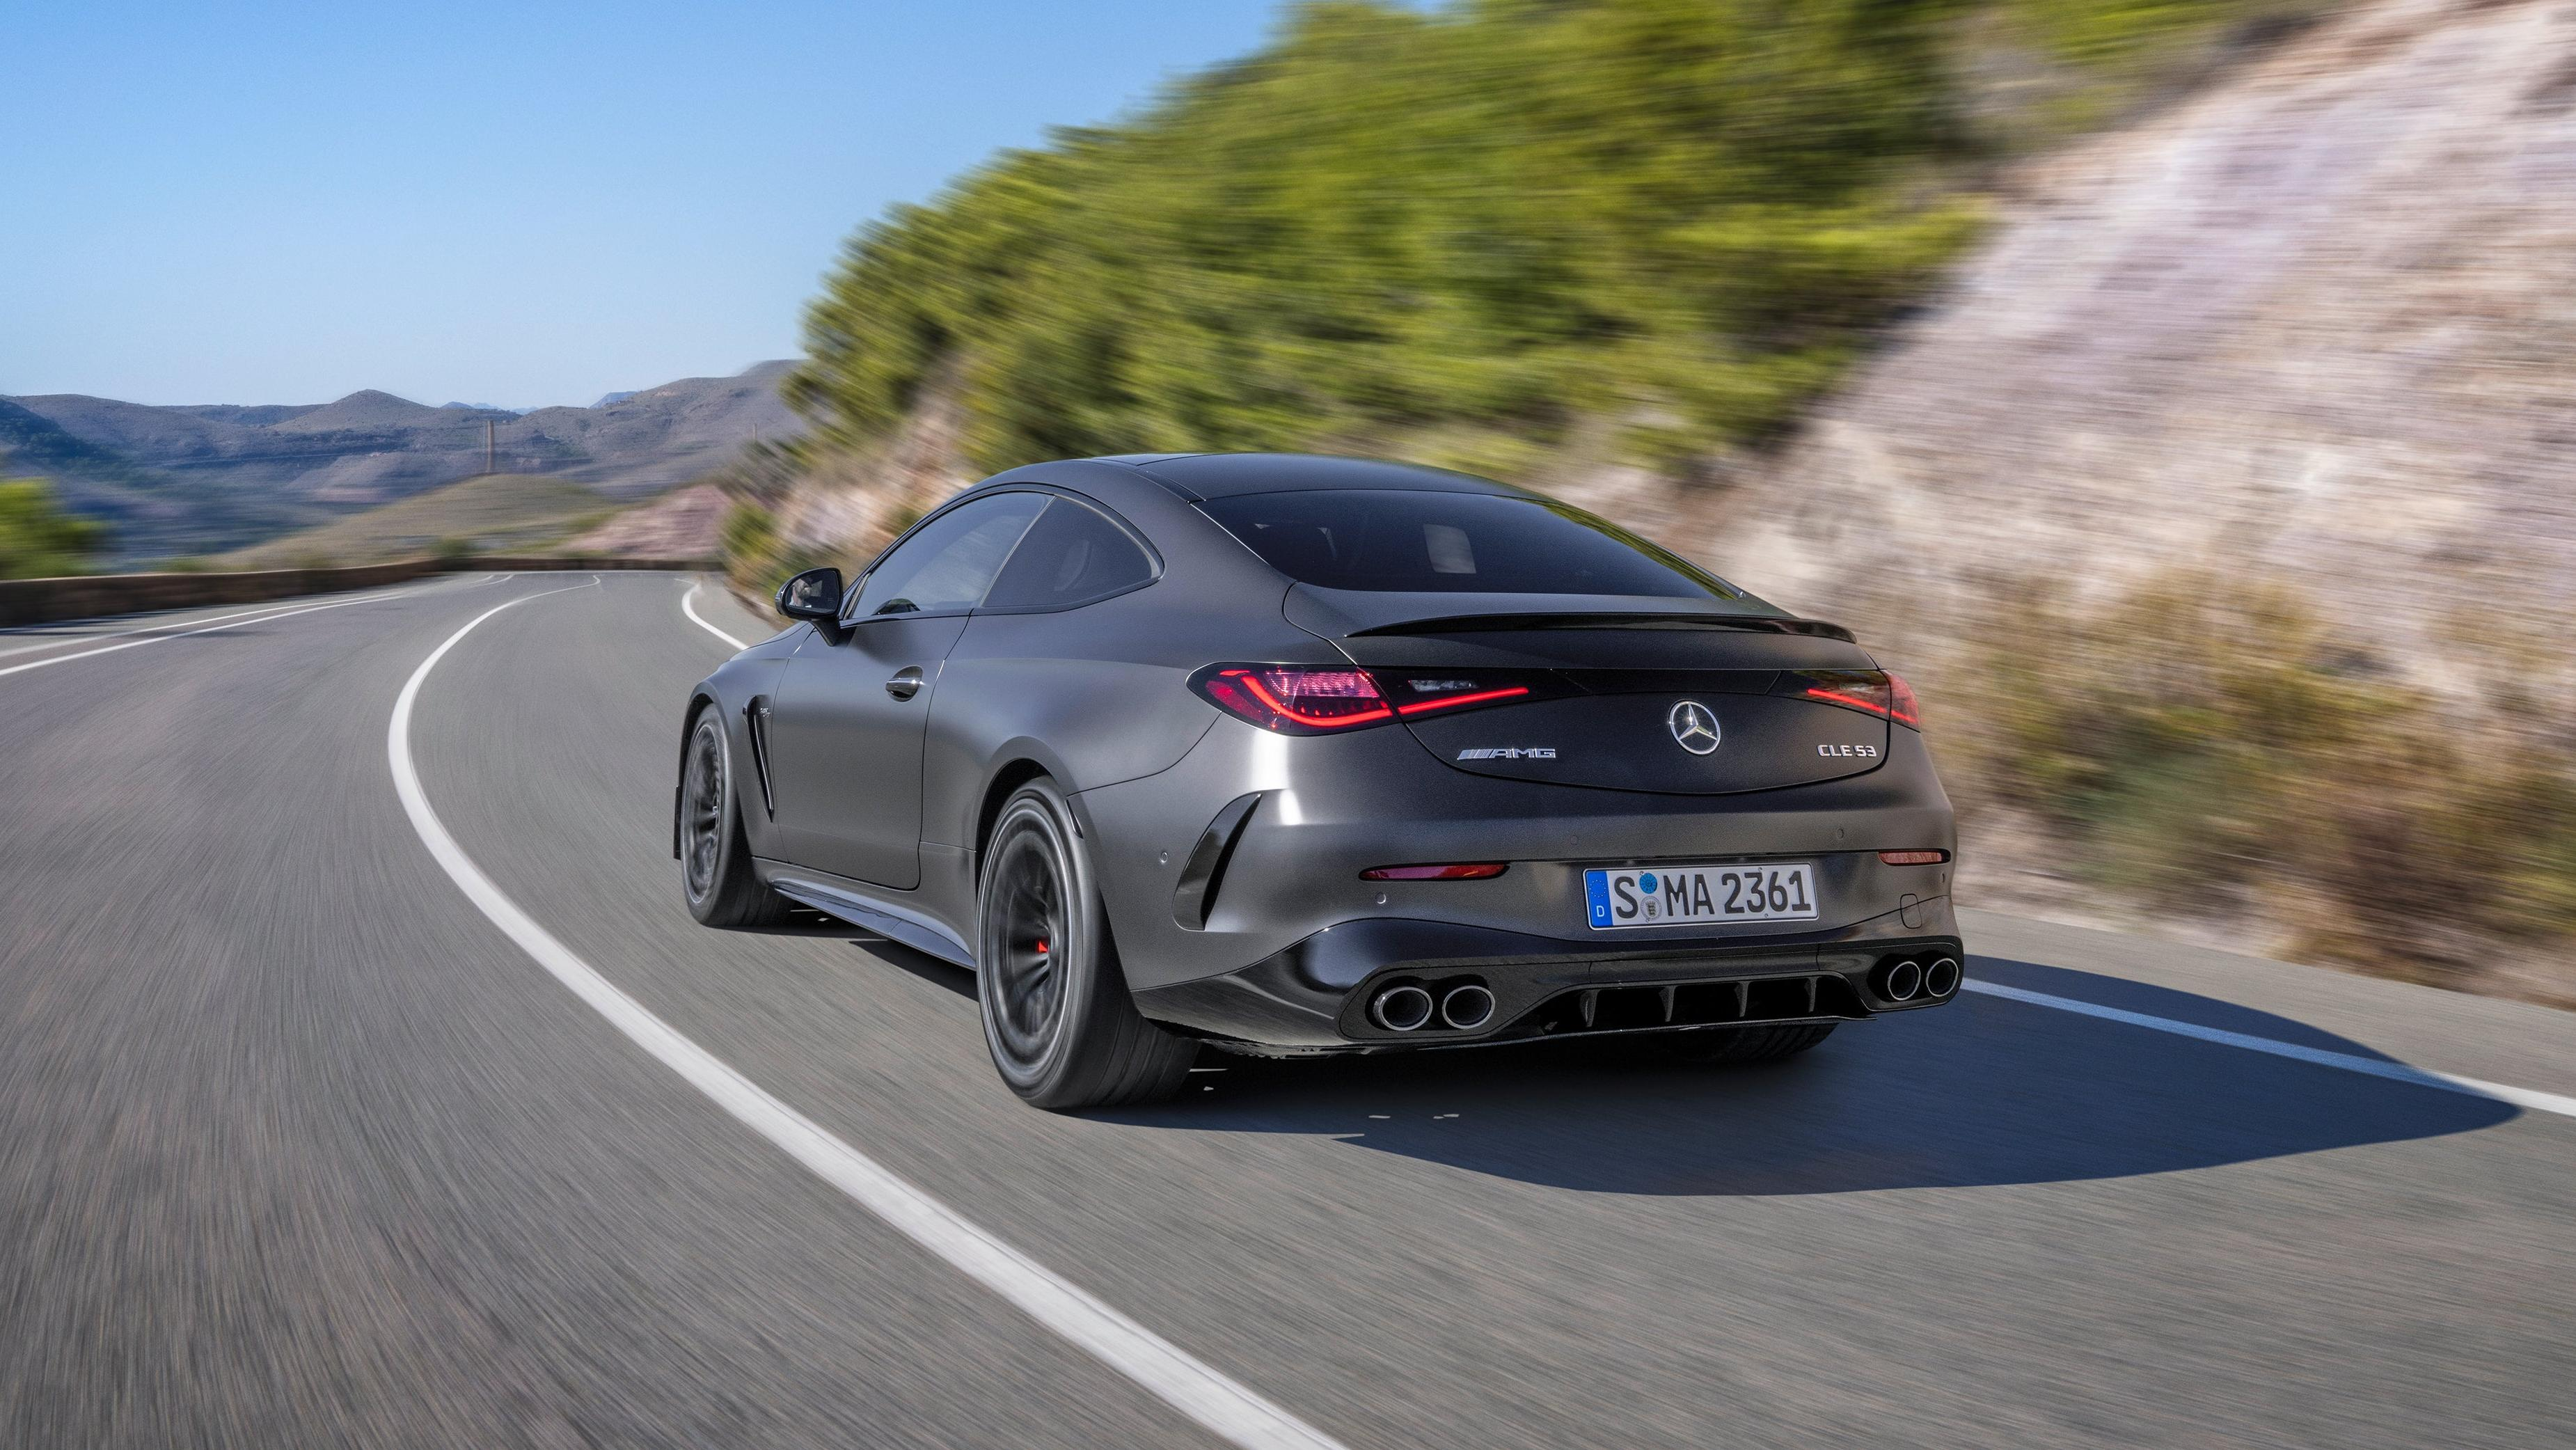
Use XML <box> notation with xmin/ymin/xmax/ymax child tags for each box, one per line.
<box><xmin>1229</xmin><ymin>669</ymin><xmax>1392</xmax><ymax>727</ymax></box>
<box><xmin>1393</xmin><ymin>685</ymin><xmax>1531</xmax><ymax>716</ymax></box>
<box><xmin>1803</xmin><ymin>684</ymin><xmax>1918</xmax><ymax>727</ymax></box>
<box><xmin>1360</xmin><ymin>862</ymin><xmax>1508</xmax><ymax>881</ymax></box>
<box><xmin>1878</xmin><ymin>849</ymin><xmax>1949</xmax><ymax>865</ymax></box>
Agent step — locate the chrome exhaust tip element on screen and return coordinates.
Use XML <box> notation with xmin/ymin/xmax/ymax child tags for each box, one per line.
<box><xmin>1922</xmin><ymin>956</ymin><xmax>1961</xmax><ymax>999</ymax></box>
<box><xmin>1881</xmin><ymin>959</ymin><xmax>1923</xmax><ymax>1002</ymax></box>
<box><xmin>1372</xmin><ymin>984</ymin><xmax>1435</xmax><ymax>1032</ymax></box>
<box><xmin>1439</xmin><ymin>984</ymin><xmax>1496</xmax><ymax>1031</ymax></box>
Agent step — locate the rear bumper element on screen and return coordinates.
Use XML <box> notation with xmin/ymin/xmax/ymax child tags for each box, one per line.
<box><xmin>1077</xmin><ymin>714</ymin><xmax>1960</xmax><ymax>998</ymax></box>
<box><xmin>1132</xmin><ymin>895</ymin><xmax>1961</xmax><ymax>1053</ymax></box>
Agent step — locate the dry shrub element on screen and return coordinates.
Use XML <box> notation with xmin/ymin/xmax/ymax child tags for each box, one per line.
<box><xmin>1935</xmin><ymin>567</ymin><xmax>2576</xmax><ymax>984</ymax></box>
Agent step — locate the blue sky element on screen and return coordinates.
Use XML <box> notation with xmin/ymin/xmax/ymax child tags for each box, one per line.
<box><xmin>3</xmin><ymin>1</ymin><xmax>1290</xmax><ymax>408</ymax></box>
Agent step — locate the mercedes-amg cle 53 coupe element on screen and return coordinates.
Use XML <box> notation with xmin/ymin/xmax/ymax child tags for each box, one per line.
<box><xmin>677</xmin><ymin>453</ymin><xmax>1960</xmax><ymax>1110</ymax></box>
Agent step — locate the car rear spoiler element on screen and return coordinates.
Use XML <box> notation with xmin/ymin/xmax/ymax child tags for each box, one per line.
<box><xmin>1345</xmin><ymin>611</ymin><xmax>1858</xmax><ymax>643</ymax></box>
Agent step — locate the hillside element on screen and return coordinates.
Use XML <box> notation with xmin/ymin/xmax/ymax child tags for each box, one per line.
<box><xmin>1691</xmin><ymin>0</ymin><xmax>2576</xmax><ymax>649</ymax></box>
<box><xmin>0</xmin><ymin>398</ymin><xmax>303</xmax><ymax>558</ymax></box>
<box><xmin>216</xmin><ymin>473</ymin><xmax>616</xmax><ymax>568</ymax></box>
<box><xmin>1</xmin><ymin>361</ymin><xmax>801</xmax><ymax>561</ymax></box>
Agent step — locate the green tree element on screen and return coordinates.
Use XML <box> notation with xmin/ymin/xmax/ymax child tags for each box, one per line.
<box><xmin>0</xmin><ymin>478</ymin><xmax>109</xmax><ymax>579</ymax></box>
<box><xmin>789</xmin><ymin>0</ymin><xmax>2298</xmax><ymax>478</ymax></box>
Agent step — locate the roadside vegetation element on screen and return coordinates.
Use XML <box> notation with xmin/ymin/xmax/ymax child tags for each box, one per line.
<box><xmin>788</xmin><ymin>0</ymin><xmax>2316</xmax><ymax>478</ymax></box>
<box><xmin>0</xmin><ymin>478</ymin><xmax>108</xmax><ymax>579</ymax></box>
<box><xmin>1922</xmin><ymin>571</ymin><xmax>2576</xmax><ymax>995</ymax></box>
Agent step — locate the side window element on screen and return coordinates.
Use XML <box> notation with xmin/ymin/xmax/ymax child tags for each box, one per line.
<box><xmin>981</xmin><ymin>498</ymin><xmax>1157</xmax><ymax>610</ymax></box>
<box><xmin>846</xmin><ymin>493</ymin><xmax>1048</xmax><ymax>620</ymax></box>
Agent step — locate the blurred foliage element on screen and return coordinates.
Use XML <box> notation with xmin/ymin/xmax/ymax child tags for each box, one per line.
<box><xmin>791</xmin><ymin>0</ymin><xmax>2300</xmax><ymax>475</ymax></box>
<box><xmin>1947</xmin><ymin>571</ymin><xmax>2576</xmax><ymax>982</ymax></box>
<box><xmin>721</xmin><ymin>500</ymin><xmax>835</xmax><ymax>603</ymax></box>
<box><xmin>0</xmin><ymin>478</ymin><xmax>109</xmax><ymax>580</ymax></box>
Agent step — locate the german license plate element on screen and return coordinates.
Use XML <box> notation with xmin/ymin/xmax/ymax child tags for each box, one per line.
<box><xmin>1583</xmin><ymin>862</ymin><xmax>1818</xmax><ymax>929</ymax></box>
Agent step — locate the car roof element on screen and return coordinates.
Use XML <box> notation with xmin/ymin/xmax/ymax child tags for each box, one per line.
<box><xmin>1097</xmin><ymin>452</ymin><xmax>1532</xmax><ymax>501</ymax></box>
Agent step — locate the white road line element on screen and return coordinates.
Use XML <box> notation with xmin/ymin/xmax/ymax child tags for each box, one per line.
<box><xmin>1965</xmin><ymin>979</ymin><xmax>2576</xmax><ymax>1120</ymax></box>
<box><xmin>0</xmin><ymin>596</ymin><xmax>365</xmax><ymax>662</ymax></box>
<box><xmin>388</xmin><ymin>590</ymin><xmax>1345</xmax><ymax>1450</ymax></box>
<box><xmin>681</xmin><ymin>579</ymin><xmax>748</xmax><ymax>649</ymax></box>
<box><xmin>0</xmin><ymin>588</ymin><xmax>424</xmax><ymax>680</ymax></box>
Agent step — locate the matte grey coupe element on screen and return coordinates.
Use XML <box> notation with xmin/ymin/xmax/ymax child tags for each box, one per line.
<box><xmin>677</xmin><ymin>454</ymin><xmax>1960</xmax><ymax>1110</ymax></box>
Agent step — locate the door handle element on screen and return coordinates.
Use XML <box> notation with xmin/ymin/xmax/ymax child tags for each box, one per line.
<box><xmin>885</xmin><ymin>666</ymin><xmax>924</xmax><ymax>701</ymax></box>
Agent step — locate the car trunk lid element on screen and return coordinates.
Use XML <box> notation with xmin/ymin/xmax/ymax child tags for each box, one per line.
<box><xmin>1288</xmin><ymin>590</ymin><xmax>1893</xmax><ymax>795</ymax></box>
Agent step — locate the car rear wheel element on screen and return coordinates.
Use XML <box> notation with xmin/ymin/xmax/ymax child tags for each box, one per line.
<box><xmin>679</xmin><ymin>706</ymin><xmax>789</xmax><ymax>929</ymax></box>
<box><xmin>977</xmin><ymin>780</ymin><xmax>1195</xmax><ymax>1110</ymax></box>
<box><xmin>1653</xmin><ymin>1022</ymin><xmax>1836</xmax><ymax>1065</ymax></box>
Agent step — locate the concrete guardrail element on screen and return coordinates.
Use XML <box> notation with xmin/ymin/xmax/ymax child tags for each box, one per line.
<box><xmin>0</xmin><ymin>557</ymin><xmax>721</xmax><ymax>629</ymax></box>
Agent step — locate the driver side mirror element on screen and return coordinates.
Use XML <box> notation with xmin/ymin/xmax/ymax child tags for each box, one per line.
<box><xmin>775</xmin><ymin>567</ymin><xmax>843</xmax><ymax>622</ymax></box>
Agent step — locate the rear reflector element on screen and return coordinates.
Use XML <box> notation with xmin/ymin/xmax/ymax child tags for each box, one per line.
<box><xmin>1878</xmin><ymin>849</ymin><xmax>1949</xmax><ymax>865</ymax></box>
<box><xmin>1360</xmin><ymin>862</ymin><xmax>1508</xmax><ymax>881</ymax></box>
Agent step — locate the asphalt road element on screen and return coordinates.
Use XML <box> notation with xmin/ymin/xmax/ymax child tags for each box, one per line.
<box><xmin>6</xmin><ymin>570</ymin><xmax>2574</xmax><ymax>1449</ymax></box>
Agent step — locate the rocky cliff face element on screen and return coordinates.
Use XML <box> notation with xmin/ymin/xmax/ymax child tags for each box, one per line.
<box><xmin>1675</xmin><ymin>0</ymin><xmax>2576</xmax><ymax>670</ymax></box>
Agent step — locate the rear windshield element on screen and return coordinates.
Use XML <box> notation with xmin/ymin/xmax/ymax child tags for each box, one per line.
<box><xmin>1199</xmin><ymin>489</ymin><xmax>1767</xmax><ymax>603</ymax></box>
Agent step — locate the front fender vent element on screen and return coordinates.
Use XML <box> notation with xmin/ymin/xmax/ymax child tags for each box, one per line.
<box><xmin>743</xmin><ymin>696</ymin><xmax>777</xmax><ymax>819</ymax></box>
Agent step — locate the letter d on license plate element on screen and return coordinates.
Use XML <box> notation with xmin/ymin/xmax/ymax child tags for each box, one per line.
<box><xmin>1583</xmin><ymin>862</ymin><xmax>1819</xmax><ymax>929</ymax></box>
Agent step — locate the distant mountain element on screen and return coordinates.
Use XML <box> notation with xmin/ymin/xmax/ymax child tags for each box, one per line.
<box><xmin>1</xmin><ymin>361</ymin><xmax>802</xmax><ymax>562</ymax></box>
<box><xmin>591</xmin><ymin>391</ymin><xmax>638</xmax><ymax>408</ymax></box>
<box><xmin>0</xmin><ymin>398</ymin><xmax>306</xmax><ymax>559</ymax></box>
<box><xmin>439</xmin><ymin>401</ymin><xmax>524</xmax><ymax>413</ymax></box>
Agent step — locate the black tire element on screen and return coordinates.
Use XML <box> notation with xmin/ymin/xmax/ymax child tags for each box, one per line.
<box><xmin>679</xmin><ymin>705</ymin><xmax>791</xmax><ymax>929</ymax></box>
<box><xmin>1652</xmin><ymin>1022</ymin><xmax>1837</xmax><ymax>1065</ymax></box>
<box><xmin>977</xmin><ymin>780</ymin><xmax>1195</xmax><ymax>1110</ymax></box>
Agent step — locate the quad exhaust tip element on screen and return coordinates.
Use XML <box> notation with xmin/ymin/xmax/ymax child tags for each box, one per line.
<box><xmin>1881</xmin><ymin>958</ymin><xmax>1923</xmax><ymax>1002</ymax></box>
<box><xmin>1372</xmin><ymin>984</ymin><xmax>1436</xmax><ymax>1032</ymax></box>
<box><xmin>1923</xmin><ymin>956</ymin><xmax>1961</xmax><ymax>999</ymax></box>
<box><xmin>1439</xmin><ymin>984</ymin><xmax>1496</xmax><ymax>1031</ymax></box>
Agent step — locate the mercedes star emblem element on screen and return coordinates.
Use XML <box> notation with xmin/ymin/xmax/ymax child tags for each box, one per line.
<box><xmin>1668</xmin><ymin>700</ymin><xmax>1721</xmax><ymax>755</ymax></box>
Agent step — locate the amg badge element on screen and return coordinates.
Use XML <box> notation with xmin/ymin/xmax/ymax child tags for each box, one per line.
<box><xmin>1457</xmin><ymin>746</ymin><xmax>1558</xmax><ymax>760</ymax></box>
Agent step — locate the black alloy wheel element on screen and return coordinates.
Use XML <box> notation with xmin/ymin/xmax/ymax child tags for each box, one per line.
<box><xmin>975</xmin><ymin>780</ymin><xmax>1195</xmax><ymax>1110</ymax></box>
<box><xmin>679</xmin><ymin>706</ymin><xmax>787</xmax><ymax>928</ymax></box>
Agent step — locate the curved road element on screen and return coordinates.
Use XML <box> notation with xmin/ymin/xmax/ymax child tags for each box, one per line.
<box><xmin>6</xmin><ymin>571</ymin><xmax>2574</xmax><ymax>1448</ymax></box>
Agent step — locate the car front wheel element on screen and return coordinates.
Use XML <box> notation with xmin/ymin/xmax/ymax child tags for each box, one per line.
<box><xmin>977</xmin><ymin>779</ymin><xmax>1194</xmax><ymax>1110</ymax></box>
<box><xmin>679</xmin><ymin>705</ymin><xmax>789</xmax><ymax>929</ymax></box>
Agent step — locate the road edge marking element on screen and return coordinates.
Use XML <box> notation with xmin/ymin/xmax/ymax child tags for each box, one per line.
<box><xmin>1963</xmin><ymin>979</ymin><xmax>2576</xmax><ymax>1120</ymax></box>
<box><xmin>388</xmin><ymin>586</ymin><xmax>1345</xmax><ymax>1450</ymax></box>
<box><xmin>682</xmin><ymin>579</ymin><xmax>748</xmax><ymax>649</ymax></box>
<box><xmin>0</xmin><ymin>585</ymin><xmax>434</xmax><ymax>679</ymax></box>
<box><xmin>0</xmin><ymin>599</ymin><xmax>347</xmax><ymax>661</ymax></box>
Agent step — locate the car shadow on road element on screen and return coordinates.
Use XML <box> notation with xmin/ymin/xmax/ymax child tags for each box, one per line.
<box><xmin>1098</xmin><ymin>958</ymin><xmax>2518</xmax><ymax>1195</ymax></box>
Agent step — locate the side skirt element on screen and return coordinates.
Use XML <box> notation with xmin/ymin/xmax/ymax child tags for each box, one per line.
<box><xmin>759</xmin><ymin>862</ymin><xmax>977</xmax><ymax>968</ymax></box>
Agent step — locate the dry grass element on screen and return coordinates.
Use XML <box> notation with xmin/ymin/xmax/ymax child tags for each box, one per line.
<box><xmin>1925</xmin><ymin>567</ymin><xmax>2576</xmax><ymax>995</ymax></box>
<box><xmin>219</xmin><ymin>473</ymin><xmax>614</xmax><ymax>568</ymax></box>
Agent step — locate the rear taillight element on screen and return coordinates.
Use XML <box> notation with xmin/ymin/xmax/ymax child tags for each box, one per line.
<box><xmin>1396</xmin><ymin>685</ymin><xmax>1529</xmax><ymax>716</ymax></box>
<box><xmin>1193</xmin><ymin>665</ymin><xmax>1394</xmax><ymax>733</ymax></box>
<box><xmin>1888</xmin><ymin>673</ymin><xmax>1921</xmax><ymax>729</ymax></box>
<box><xmin>1799</xmin><ymin>670</ymin><xmax>1922</xmax><ymax>730</ymax></box>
